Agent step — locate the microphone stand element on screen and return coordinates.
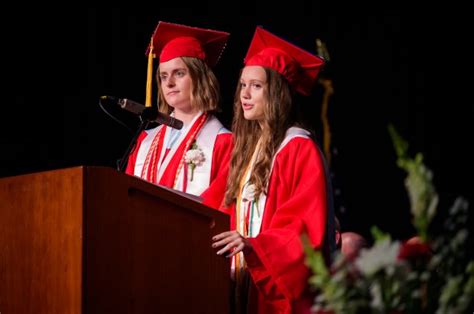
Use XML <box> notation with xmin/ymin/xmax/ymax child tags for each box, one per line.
<box><xmin>116</xmin><ymin>107</ymin><xmax>158</xmax><ymax>172</ymax></box>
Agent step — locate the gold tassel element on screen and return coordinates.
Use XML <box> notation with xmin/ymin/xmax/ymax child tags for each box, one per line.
<box><xmin>320</xmin><ymin>78</ymin><xmax>334</xmax><ymax>166</ymax></box>
<box><xmin>316</xmin><ymin>39</ymin><xmax>334</xmax><ymax>166</ymax></box>
<box><xmin>145</xmin><ymin>40</ymin><xmax>154</xmax><ymax>108</ymax></box>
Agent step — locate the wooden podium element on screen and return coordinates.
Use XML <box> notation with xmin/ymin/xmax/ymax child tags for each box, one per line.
<box><xmin>0</xmin><ymin>166</ymin><xmax>230</xmax><ymax>314</ymax></box>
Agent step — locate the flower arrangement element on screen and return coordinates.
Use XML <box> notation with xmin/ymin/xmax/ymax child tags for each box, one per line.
<box><xmin>304</xmin><ymin>125</ymin><xmax>474</xmax><ymax>314</ymax></box>
<box><xmin>184</xmin><ymin>141</ymin><xmax>205</xmax><ymax>181</ymax></box>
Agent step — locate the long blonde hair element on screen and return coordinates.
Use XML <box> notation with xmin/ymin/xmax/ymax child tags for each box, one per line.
<box><xmin>224</xmin><ymin>67</ymin><xmax>294</xmax><ymax>206</ymax></box>
<box><xmin>156</xmin><ymin>57</ymin><xmax>220</xmax><ymax>114</ymax></box>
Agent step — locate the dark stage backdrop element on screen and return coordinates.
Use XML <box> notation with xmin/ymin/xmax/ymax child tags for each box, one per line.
<box><xmin>1</xmin><ymin>5</ymin><xmax>471</xmax><ymax>241</ymax></box>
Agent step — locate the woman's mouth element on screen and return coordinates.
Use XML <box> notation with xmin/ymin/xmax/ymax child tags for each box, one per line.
<box><xmin>242</xmin><ymin>103</ymin><xmax>253</xmax><ymax>110</ymax></box>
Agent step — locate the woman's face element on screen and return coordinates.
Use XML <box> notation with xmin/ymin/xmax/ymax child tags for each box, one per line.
<box><xmin>239</xmin><ymin>65</ymin><xmax>267</xmax><ymax>122</ymax></box>
<box><xmin>159</xmin><ymin>57</ymin><xmax>193</xmax><ymax>112</ymax></box>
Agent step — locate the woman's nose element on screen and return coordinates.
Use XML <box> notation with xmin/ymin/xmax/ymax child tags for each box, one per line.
<box><xmin>166</xmin><ymin>76</ymin><xmax>175</xmax><ymax>87</ymax></box>
<box><xmin>241</xmin><ymin>87</ymin><xmax>250</xmax><ymax>99</ymax></box>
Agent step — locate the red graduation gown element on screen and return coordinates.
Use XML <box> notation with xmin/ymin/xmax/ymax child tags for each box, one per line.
<box><xmin>204</xmin><ymin>129</ymin><xmax>328</xmax><ymax>314</ymax></box>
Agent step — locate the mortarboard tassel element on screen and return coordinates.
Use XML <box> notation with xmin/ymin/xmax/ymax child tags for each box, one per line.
<box><xmin>145</xmin><ymin>40</ymin><xmax>154</xmax><ymax>107</ymax></box>
<box><xmin>319</xmin><ymin>78</ymin><xmax>333</xmax><ymax>166</ymax></box>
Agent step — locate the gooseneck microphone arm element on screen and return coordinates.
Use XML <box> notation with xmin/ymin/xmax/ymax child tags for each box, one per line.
<box><xmin>117</xmin><ymin>116</ymin><xmax>150</xmax><ymax>172</ymax></box>
<box><xmin>99</xmin><ymin>95</ymin><xmax>184</xmax><ymax>172</ymax></box>
<box><xmin>116</xmin><ymin>107</ymin><xmax>166</xmax><ymax>172</ymax></box>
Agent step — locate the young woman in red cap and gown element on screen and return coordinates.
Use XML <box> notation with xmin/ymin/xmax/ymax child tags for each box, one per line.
<box><xmin>205</xmin><ymin>26</ymin><xmax>335</xmax><ymax>314</ymax></box>
<box><xmin>125</xmin><ymin>22</ymin><xmax>233</xmax><ymax>197</ymax></box>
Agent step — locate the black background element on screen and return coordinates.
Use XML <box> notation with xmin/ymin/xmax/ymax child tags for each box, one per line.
<box><xmin>1</xmin><ymin>6</ymin><xmax>471</xmax><ymax>242</ymax></box>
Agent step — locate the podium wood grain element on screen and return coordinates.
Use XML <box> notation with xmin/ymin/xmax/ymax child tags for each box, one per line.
<box><xmin>0</xmin><ymin>166</ymin><xmax>230</xmax><ymax>314</ymax></box>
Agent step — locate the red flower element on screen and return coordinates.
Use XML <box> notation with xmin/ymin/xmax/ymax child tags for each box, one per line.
<box><xmin>398</xmin><ymin>236</ymin><xmax>432</xmax><ymax>261</ymax></box>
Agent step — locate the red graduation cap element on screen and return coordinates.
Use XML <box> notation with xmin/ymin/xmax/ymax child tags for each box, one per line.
<box><xmin>147</xmin><ymin>21</ymin><xmax>230</xmax><ymax>67</ymax></box>
<box><xmin>144</xmin><ymin>21</ymin><xmax>229</xmax><ymax>106</ymax></box>
<box><xmin>244</xmin><ymin>26</ymin><xmax>324</xmax><ymax>96</ymax></box>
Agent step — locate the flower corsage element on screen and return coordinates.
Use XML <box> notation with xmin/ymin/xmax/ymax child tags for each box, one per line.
<box><xmin>184</xmin><ymin>142</ymin><xmax>205</xmax><ymax>181</ymax></box>
<box><xmin>242</xmin><ymin>183</ymin><xmax>257</xmax><ymax>202</ymax></box>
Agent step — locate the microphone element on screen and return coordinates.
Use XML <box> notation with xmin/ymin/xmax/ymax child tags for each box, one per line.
<box><xmin>101</xmin><ymin>96</ymin><xmax>183</xmax><ymax>130</ymax></box>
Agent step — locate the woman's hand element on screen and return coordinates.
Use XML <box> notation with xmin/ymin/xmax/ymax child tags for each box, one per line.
<box><xmin>212</xmin><ymin>231</ymin><xmax>252</xmax><ymax>257</ymax></box>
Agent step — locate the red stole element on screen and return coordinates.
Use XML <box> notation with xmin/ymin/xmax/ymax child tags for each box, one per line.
<box><xmin>140</xmin><ymin>113</ymin><xmax>208</xmax><ymax>191</ymax></box>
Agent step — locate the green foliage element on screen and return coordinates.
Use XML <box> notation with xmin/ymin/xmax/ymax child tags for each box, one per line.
<box><xmin>370</xmin><ymin>226</ymin><xmax>391</xmax><ymax>242</ymax></box>
<box><xmin>387</xmin><ymin>124</ymin><xmax>437</xmax><ymax>242</ymax></box>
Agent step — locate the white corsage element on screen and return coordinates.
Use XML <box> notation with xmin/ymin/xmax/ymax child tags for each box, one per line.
<box><xmin>184</xmin><ymin>142</ymin><xmax>205</xmax><ymax>181</ymax></box>
<box><xmin>242</xmin><ymin>183</ymin><xmax>261</xmax><ymax>219</ymax></box>
<box><xmin>242</xmin><ymin>183</ymin><xmax>257</xmax><ymax>202</ymax></box>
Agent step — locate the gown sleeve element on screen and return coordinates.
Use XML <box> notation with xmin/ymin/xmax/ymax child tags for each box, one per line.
<box><xmin>200</xmin><ymin>132</ymin><xmax>233</xmax><ymax>209</ymax></box>
<box><xmin>124</xmin><ymin>131</ymin><xmax>148</xmax><ymax>176</ymax></box>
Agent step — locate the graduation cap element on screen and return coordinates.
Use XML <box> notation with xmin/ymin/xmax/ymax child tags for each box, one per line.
<box><xmin>147</xmin><ymin>21</ymin><xmax>230</xmax><ymax>66</ymax></box>
<box><xmin>244</xmin><ymin>26</ymin><xmax>324</xmax><ymax>96</ymax></box>
<box><xmin>144</xmin><ymin>21</ymin><xmax>230</xmax><ymax>106</ymax></box>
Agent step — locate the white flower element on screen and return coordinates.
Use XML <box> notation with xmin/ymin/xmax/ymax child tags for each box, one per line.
<box><xmin>184</xmin><ymin>144</ymin><xmax>205</xmax><ymax>181</ymax></box>
<box><xmin>242</xmin><ymin>183</ymin><xmax>257</xmax><ymax>202</ymax></box>
<box><xmin>355</xmin><ymin>238</ymin><xmax>401</xmax><ymax>276</ymax></box>
<box><xmin>184</xmin><ymin>148</ymin><xmax>205</xmax><ymax>166</ymax></box>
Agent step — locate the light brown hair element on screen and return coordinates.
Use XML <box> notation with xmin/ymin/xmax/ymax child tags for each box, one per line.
<box><xmin>224</xmin><ymin>67</ymin><xmax>294</xmax><ymax>206</ymax></box>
